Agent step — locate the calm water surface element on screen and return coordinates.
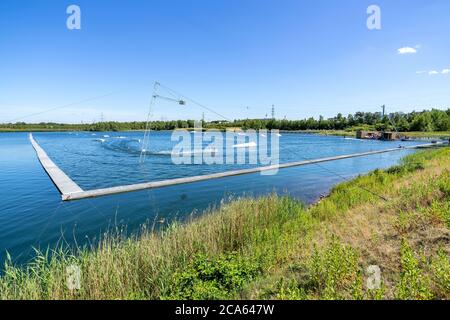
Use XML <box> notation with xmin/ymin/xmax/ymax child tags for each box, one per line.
<box><xmin>0</xmin><ymin>131</ymin><xmax>423</xmax><ymax>264</ymax></box>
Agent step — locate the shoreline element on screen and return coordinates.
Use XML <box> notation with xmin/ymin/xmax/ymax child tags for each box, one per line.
<box><xmin>1</xmin><ymin>128</ymin><xmax>449</xmax><ymax>140</ymax></box>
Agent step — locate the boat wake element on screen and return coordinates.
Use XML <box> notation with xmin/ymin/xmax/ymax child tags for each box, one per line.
<box><xmin>95</xmin><ymin>137</ymin><xmax>258</xmax><ymax>156</ymax></box>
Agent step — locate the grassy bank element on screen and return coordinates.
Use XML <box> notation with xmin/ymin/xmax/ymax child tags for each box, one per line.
<box><xmin>400</xmin><ymin>131</ymin><xmax>450</xmax><ymax>139</ymax></box>
<box><xmin>311</xmin><ymin>130</ymin><xmax>450</xmax><ymax>139</ymax></box>
<box><xmin>0</xmin><ymin>148</ymin><xmax>449</xmax><ymax>300</ymax></box>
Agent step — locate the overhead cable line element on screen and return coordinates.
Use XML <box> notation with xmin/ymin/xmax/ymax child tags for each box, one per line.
<box><xmin>6</xmin><ymin>91</ymin><xmax>119</xmax><ymax>123</ymax></box>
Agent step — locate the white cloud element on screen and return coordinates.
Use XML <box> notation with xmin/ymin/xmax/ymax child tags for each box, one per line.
<box><xmin>416</xmin><ymin>68</ymin><xmax>450</xmax><ymax>76</ymax></box>
<box><xmin>398</xmin><ymin>47</ymin><xmax>417</xmax><ymax>54</ymax></box>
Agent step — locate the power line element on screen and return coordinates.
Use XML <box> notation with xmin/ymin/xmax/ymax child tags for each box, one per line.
<box><xmin>5</xmin><ymin>91</ymin><xmax>118</xmax><ymax>123</ymax></box>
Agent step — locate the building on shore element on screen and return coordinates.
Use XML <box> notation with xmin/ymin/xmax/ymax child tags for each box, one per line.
<box><xmin>356</xmin><ymin>130</ymin><xmax>401</xmax><ymax>141</ymax></box>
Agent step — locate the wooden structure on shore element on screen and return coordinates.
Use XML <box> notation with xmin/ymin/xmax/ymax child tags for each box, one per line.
<box><xmin>356</xmin><ymin>130</ymin><xmax>401</xmax><ymax>141</ymax></box>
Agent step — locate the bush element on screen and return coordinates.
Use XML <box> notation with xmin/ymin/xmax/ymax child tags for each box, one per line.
<box><xmin>163</xmin><ymin>253</ymin><xmax>261</xmax><ymax>300</ymax></box>
<box><xmin>308</xmin><ymin>238</ymin><xmax>362</xmax><ymax>300</ymax></box>
<box><xmin>273</xmin><ymin>278</ymin><xmax>308</xmax><ymax>300</ymax></box>
<box><xmin>395</xmin><ymin>240</ymin><xmax>433</xmax><ymax>300</ymax></box>
<box><xmin>386</xmin><ymin>161</ymin><xmax>425</xmax><ymax>175</ymax></box>
<box><xmin>430</xmin><ymin>249</ymin><xmax>450</xmax><ymax>299</ymax></box>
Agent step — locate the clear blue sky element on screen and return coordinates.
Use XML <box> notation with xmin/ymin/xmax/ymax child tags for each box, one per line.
<box><xmin>0</xmin><ymin>0</ymin><xmax>449</xmax><ymax>123</ymax></box>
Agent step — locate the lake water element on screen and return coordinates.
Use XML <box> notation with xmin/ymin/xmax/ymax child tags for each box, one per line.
<box><xmin>0</xmin><ymin>131</ymin><xmax>423</xmax><ymax>264</ymax></box>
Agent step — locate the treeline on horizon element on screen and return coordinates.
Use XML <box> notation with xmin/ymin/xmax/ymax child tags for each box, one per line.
<box><xmin>2</xmin><ymin>108</ymin><xmax>449</xmax><ymax>132</ymax></box>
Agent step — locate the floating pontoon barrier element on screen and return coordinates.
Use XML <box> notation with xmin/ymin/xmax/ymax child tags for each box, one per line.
<box><xmin>29</xmin><ymin>133</ymin><xmax>84</xmax><ymax>196</ymax></box>
<box><xmin>29</xmin><ymin>133</ymin><xmax>444</xmax><ymax>201</ymax></box>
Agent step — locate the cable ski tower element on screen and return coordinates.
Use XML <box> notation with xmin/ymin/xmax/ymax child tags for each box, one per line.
<box><xmin>139</xmin><ymin>81</ymin><xmax>235</xmax><ymax>164</ymax></box>
<box><xmin>139</xmin><ymin>82</ymin><xmax>186</xmax><ymax>163</ymax></box>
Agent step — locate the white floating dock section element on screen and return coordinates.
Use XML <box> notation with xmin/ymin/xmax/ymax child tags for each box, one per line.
<box><xmin>29</xmin><ymin>133</ymin><xmax>443</xmax><ymax>201</ymax></box>
<box><xmin>29</xmin><ymin>133</ymin><xmax>84</xmax><ymax>197</ymax></box>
